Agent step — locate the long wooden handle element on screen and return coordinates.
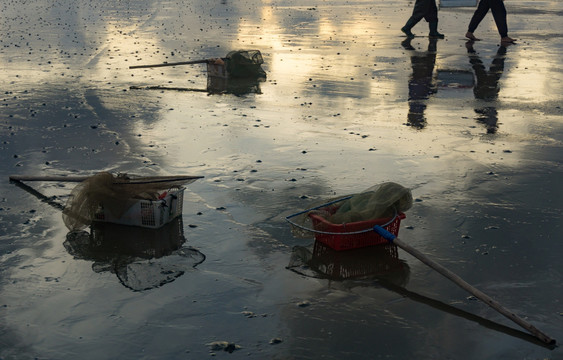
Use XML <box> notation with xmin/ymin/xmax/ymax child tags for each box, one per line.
<box><xmin>373</xmin><ymin>226</ymin><xmax>556</xmax><ymax>345</ymax></box>
<box><xmin>129</xmin><ymin>59</ymin><xmax>209</xmax><ymax>69</ymax></box>
<box><xmin>9</xmin><ymin>175</ymin><xmax>89</xmax><ymax>182</ymax></box>
<box><xmin>9</xmin><ymin>175</ymin><xmax>203</xmax><ymax>184</ymax></box>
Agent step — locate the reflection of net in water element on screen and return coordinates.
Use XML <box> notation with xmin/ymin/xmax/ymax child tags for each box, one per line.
<box><xmin>64</xmin><ymin>218</ymin><xmax>205</xmax><ymax>291</ymax></box>
<box><xmin>114</xmin><ymin>247</ymin><xmax>204</xmax><ymax>291</ymax></box>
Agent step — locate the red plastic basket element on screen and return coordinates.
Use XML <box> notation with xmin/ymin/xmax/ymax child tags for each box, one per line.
<box><xmin>308</xmin><ymin>212</ymin><xmax>405</xmax><ymax>251</ymax></box>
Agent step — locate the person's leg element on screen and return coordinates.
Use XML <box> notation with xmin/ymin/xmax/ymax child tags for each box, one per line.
<box><xmin>466</xmin><ymin>0</ymin><xmax>491</xmax><ymax>40</ymax></box>
<box><xmin>426</xmin><ymin>0</ymin><xmax>444</xmax><ymax>38</ymax></box>
<box><xmin>489</xmin><ymin>0</ymin><xmax>515</xmax><ymax>42</ymax></box>
<box><xmin>402</xmin><ymin>0</ymin><xmax>429</xmax><ymax>37</ymax></box>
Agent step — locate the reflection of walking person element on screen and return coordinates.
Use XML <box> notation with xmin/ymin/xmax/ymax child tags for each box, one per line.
<box><xmin>403</xmin><ymin>38</ymin><xmax>438</xmax><ymax>129</ymax></box>
<box><xmin>401</xmin><ymin>0</ymin><xmax>444</xmax><ymax>39</ymax></box>
<box><xmin>465</xmin><ymin>0</ymin><xmax>515</xmax><ymax>43</ymax></box>
<box><xmin>466</xmin><ymin>41</ymin><xmax>510</xmax><ymax>133</ymax></box>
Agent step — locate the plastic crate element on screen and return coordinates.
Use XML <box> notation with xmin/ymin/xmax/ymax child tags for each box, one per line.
<box><xmin>93</xmin><ymin>187</ymin><xmax>184</xmax><ymax>229</ymax></box>
<box><xmin>309</xmin><ymin>211</ymin><xmax>405</xmax><ymax>251</ymax></box>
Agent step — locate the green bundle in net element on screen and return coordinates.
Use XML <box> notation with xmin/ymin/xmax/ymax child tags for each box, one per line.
<box><xmin>326</xmin><ymin>182</ymin><xmax>413</xmax><ymax>224</ymax></box>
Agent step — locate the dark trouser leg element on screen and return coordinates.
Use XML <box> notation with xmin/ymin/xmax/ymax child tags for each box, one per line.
<box><xmin>423</xmin><ymin>0</ymin><xmax>438</xmax><ymax>23</ymax></box>
<box><xmin>489</xmin><ymin>0</ymin><xmax>508</xmax><ymax>37</ymax></box>
<box><xmin>425</xmin><ymin>0</ymin><xmax>442</xmax><ymax>38</ymax></box>
<box><xmin>403</xmin><ymin>0</ymin><xmax>437</xmax><ymax>37</ymax></box>
<box><xmin>429</xmin><ymin>21</ymin><xmax>444</xmax><ymax>38</ymax></box>
<box><xmin>467</xmin><ymin>0</ymin><xmax>491</xmax><ymax>33</ymax></box>
<box><xmin>408</xmin><ymin>0</ymin><xmax>435</xmax><ymax>27</ymax></box>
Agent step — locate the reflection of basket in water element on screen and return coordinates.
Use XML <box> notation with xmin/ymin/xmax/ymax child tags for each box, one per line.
<box><xmin>66</xmin><ymin>217</ymin><xmax>186</xmax><ymax>261</ymax></box>
<box><xmin>90</xmin><ymin>218</ymin><xmax>185</xmax><ymax>258</ymax></box>
<box><xmin>309</xmin><ymin>210</ymin><xmax>405</xmax><ymax>251</ymax></box>
<box><xmin>93</xmin><ymin>187</ymin><xmax>184</xmax><ymax>229</ymax></box>
<box><xmin>310</xmin><ymin>241</ymin><xmax>407</xmax><ymax>281</ymax></box>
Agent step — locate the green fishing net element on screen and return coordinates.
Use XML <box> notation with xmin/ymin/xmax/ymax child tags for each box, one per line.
<box><xmin>225</xmin><ymin>50</ymin><xmax>266</xmax><ymax>78</ymax></box>
<box><xmin>328</xmin><ymin>182</ymin><xmax>413</xmax><ymax>223</ymax></box>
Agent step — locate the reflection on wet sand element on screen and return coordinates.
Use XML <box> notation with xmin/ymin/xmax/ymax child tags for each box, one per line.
<box><xmin>403</xmin><ymin>38</ymin><xmax>439</xmax><ymax>129</ymax></box>
<box><xmin>130</xmin><ymin>75</ymin><xmax>264</xmax><ymax>96</ymax></box>
<box><xmin>287</xmin><ymin>241</ymin><xmax>554</xmax><ymax>349</ymax></box>
<box><xmin>467</xmin><ymin>41</ymin><xmax>510</xmax><ymax>134</ymax></box>
<box><xmin>288</xmin><ymin>241</ymin><xmax>410</xmax><ymax>285</ymax></box>
<box><xmin>129</xmin><ymin>49</ymin><xmax>266</xmax><ymax>96</ymax></box>
<box><xmin>9</xmin><ymin>179</ymin><xmax>205</xmax><ymax>292</ymax></box>
<box><xmin>64</xmin><ymin>218</ymin><xmax>205</xmax><ymax>291</ymax></box>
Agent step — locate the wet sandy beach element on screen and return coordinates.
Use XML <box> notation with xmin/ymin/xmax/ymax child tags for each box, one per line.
<box><xmin>1</xmin><ymin>0</ymin><xmax>562</xmax><ymax>358</ymax></box>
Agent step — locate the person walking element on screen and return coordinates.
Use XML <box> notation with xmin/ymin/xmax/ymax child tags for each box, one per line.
<box><xmin>465</xmin><ymin>0</ymin><xmax>515</xmax><ymax>43</ymax></box>
<box><xmin>401</xmin><ymin>0</ymin><xmax>444</xmax><ymax>39</ymax></box>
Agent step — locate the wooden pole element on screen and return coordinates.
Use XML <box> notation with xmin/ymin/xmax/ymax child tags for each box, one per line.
<box><xmin>10</xmin><ymin>178</ymin><xmax>65</xmax><ymax>211</ymax></box>
<box><xmin>9</xmin><ymin>175</ymin><xmax>203</xmax><ymax>184</ymax></box>
<box><xmin>129</xmin><ymin>59</ymin><xmax>209</xmax><ymax>69</ymax></box>
<box><xmin>373</xmin><ymin>226</ymin><xmax>556</xmax><ymax>345</ymax></box>
<box><xmin>9</xmin><ymin>175</ymin><xmax>89</xmax><ymax>182</ymax></box>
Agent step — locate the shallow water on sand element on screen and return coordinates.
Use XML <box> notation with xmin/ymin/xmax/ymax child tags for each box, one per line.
<box><xmin>1</xmin><ymin>0</ymin><xmax>562</xmax><ymax>359</ymax></box>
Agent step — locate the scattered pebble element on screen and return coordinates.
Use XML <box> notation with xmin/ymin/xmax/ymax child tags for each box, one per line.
<box><xmin>206</xmin><ymin>341</ymin><xmax>241</xmax><ymax>353</ymax></box>
<box><xmin>242</xmin><ymin>311</ymin><xmax>255</xmax><ymax>318</ymax></box>
<box><xmin>270</xmin><ymin>338</ymin><xmax>283</xmax><ymax>345</ymax></box>
<box><xmin>484</xmin><ymin>226</ymin><xmax>499</xmax><ymax>230</ymax></box>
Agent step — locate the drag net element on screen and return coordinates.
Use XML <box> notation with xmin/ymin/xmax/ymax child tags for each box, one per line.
<box><xmin>62</xmin><ymin>172</ymin><xmax>198</xmax><ymax>231</ymax></box>
<box><xmin>225</xmin><ymin>50</ymin><xmax>266</xmax><ymax>78</ymax></box>
<box><xmin>288</xmin><ymin>182</ymin><xmax>413</xmax><ymax>238</ymax></box>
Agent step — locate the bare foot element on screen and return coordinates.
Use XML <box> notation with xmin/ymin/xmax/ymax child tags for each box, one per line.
<box><xmin>465</xmin><ymin>32</ymin><xmax>480</xmax><ymax>41</ymax></box>
<box><xmin>501</xmin><ymin>36</ymin><xmax>516</xmax><ymax>43</ymax></box>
